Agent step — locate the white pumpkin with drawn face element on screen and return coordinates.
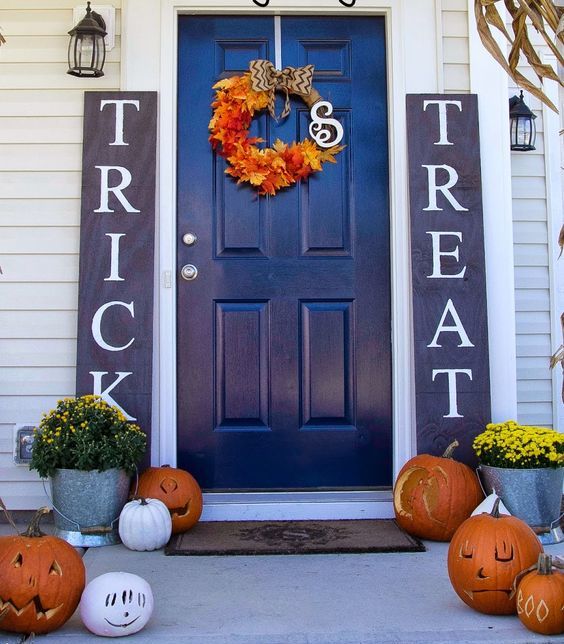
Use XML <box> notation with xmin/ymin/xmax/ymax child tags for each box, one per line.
<box><xmin>80</xmin><ymin>572</ymin><xmax>154</xmax><ymax>637</ymax></box>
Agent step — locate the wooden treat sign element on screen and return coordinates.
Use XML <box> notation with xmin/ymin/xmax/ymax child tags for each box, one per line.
<box><xmin>76</xmin><ymin>92</ymin><xmax>157</xmax><ymax>453</ymax></box>
<box><xmin>406</xmin><ymin>94</ymin><xmax>491</xmax><ymax>464</ymax></box>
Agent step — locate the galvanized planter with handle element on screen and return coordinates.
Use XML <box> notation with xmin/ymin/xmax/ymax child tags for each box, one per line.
<box><xmin>49</xmin><ymin>468</ymin><xmax>130</xmax><ymax>547</ymax></box>
<box><xmin>478</xmin><ymin>465</ymin><xmax>563</xmax><ymax>544</ymax></box>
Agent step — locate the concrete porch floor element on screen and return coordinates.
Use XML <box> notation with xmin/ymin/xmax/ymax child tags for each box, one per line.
<box><xmin>0</xmin><ymin>523</ymin><xmax>563</xmax><ymax>644</ymax></box>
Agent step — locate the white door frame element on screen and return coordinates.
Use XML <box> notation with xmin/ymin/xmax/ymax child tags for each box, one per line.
<box><xmin>120</xmin><ymin>0</ymin><xmax>516</xmax><ymax>520</ymax></box>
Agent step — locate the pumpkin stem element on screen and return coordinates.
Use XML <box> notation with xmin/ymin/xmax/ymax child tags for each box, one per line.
<box><xmin>537</xmin><ymin>553</ymin><xmax>552</xmax><ymax>575</ymax></box>
<box><xmin>442</xmin><ymin>440</ymin><xmax>459</xmax><ymax>459</ymax></box>
<box><xmin>22</xmin><ymin>506</ymin><xmax>50</xmax><ymax>538</ymax></box>
<box><xmin>139</xmin><ymin>497</ymin><xmax>148</xmax><ymax>506</ymax></box>
<box><xmin>490</xmin><ymin>497</ymin><xmax>502</xmax><ymax>518</ymax></box>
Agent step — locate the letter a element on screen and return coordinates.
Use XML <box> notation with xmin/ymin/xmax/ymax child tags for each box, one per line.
<box><xmin>428</xmin><ymin>299</ymin><xmax>474</xmax><ymax>348</ymax></box>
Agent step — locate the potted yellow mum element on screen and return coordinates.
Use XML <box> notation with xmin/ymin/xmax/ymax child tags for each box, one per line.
<box><xmin>474</xmin><ymin>420</ymin><xmax>563</xmax><ymax>541</ymax></box>
<box><xmin>30</xmin><ymin>395</ymin><xmax>146</xmax><ymax>547</ymax></box>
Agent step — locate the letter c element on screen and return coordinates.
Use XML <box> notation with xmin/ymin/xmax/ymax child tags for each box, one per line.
<box><xmin>91</xmin><ymin>301</ymin><xmax>135</xmax><ymax>352</ymax></box>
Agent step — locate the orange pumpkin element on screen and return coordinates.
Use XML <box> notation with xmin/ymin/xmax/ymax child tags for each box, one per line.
<box><xmin>0</xmin><ymin>507</ymin><xmax>86</xmax><ymax>634</ymax></box>
<box><xmin>393</xmin><ymin>440</ymin><xmax>483</xmax><ymax>541</ymax></box>
<box><xmin>447</xmin><ymin>499</ymin><xmax>543</xmax><ymax>615</ymax></box>
<box><xmin>136</xmin><ymin>465</ymin><xmax>203</xmax><ymax>534</ymax></box>
<box><xmin>516</xmin><ymin>553</ymin><xmax>564</xmax><ymax>635</ymax></box>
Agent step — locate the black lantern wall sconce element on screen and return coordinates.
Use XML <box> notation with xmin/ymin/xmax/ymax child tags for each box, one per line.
<box><xmin>68</xmin><ymin>1</ymin><xmax>107</xmax><ymax>78</ymax></box>
<box><xmin>509</xmin><ymin>90</ymin><xmax>537</xmax><ymax>151</ymax></box>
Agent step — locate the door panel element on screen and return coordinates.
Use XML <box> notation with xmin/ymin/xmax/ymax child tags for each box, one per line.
<box><xmin>177</xmin><ymin>15</ymin><xmax>391</xmax><ymax>491</ymax></box>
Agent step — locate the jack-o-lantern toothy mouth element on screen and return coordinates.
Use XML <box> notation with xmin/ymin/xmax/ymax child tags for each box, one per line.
<box><xmin>0</xmin><ymin>596</ymin><xmax>63</xmax><ymax>621</ymax></box>
<box><xmin>171</xmin><ymin>501</ymin><xmax>191</xmax><ymax>519</ymax></box>
<box><xmin>105</xmin><ymin>615</ymin><xmax>141</xmax><ymax>629</ymax></box>
<box><xmin>463</xmin><ymin>589</ymin><xmax>512</xmax><ymax>600</ymax></box>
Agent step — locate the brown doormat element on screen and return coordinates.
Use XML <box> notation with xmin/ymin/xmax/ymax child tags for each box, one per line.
<box><xmin>165</xmin><ymin>519</ymin><xmax>425</xmax><ymax>556</ymax></box>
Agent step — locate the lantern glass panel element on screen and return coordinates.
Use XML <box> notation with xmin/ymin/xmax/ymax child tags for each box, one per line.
<box><xmin>510</xmin><ymin>115</ymin><xmax>536</xmax><ymax>151</ymax></box>
<box><xmin>68</xmin><ymin>32</ymin><xmax>105</xmax><ymax>77</ymax></box>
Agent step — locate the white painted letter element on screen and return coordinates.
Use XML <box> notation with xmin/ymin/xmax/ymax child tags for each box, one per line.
<box><xmin>426</xmin><ymin>231</ymin><xmax>467</xmax><ymax>279</ymax></box>
<box><xmin>89</xmin><ymin>371</ymin><xmax>137</xmax><ymax>420</ymax></box>
<box><xmin>432</xmin><ymin>369</ymin><xmax>473</xmax><ymax>418</ymax></box>
<box><xmin>100</xmin><ymin>99</ymin><xmax>140</xmax><ymax>146</ymax></box>
<box><xmin>423</xmin><ymin>100</ymin><xmax>462</xmax><ymax>145</ymax></box>
<box><xmin>422</xmin><ymin>165</ymin><xmax>469</xmax><ymax>212</ymax></box>
<box><xmin>92</xmin><ymin>301</ymin><xmax>135</xmax><ymax>352</ymax></box>
<box><xmin>428</xmin><ymin>298</ymin><xmax>474</xmax><ymax>348</ymax></box>
<box><xmin>94</xmin><ymin>166</ymin><xmax>141</xmax><ymax>213</ymax></box>
<box><xmin>104</xmin><ymin>233</ymin><xmax>125</xmax><ymax>282</ymax></box>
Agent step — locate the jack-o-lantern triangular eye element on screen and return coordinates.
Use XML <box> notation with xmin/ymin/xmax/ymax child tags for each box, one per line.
<box><xmin>160</xmin><ymin>477</ymin><xmax>178</xmax><ymax>494</ymax></box>
<box><xmin>11</xmin><ymin>552</ymin><xmax>23</xmax><ymax>567</ymax></box>
<box><xmin>49</xmin><ymin>560</ymin><xmax>63</xmax><ymax>576</ymax></box>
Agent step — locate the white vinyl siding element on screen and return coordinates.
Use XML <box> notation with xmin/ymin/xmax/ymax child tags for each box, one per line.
<box><xmin>441</xmin><ymin>0</ymin><xmax>470</xmax><ymax>92</ymax></box>
<box><xmin>510</xmin><ymin>41</ymin><xmax>562</xmax><ymax>428</ymax></box>
<box><xmin>0</xmin><ymin>1</ymin><xmax>121</xmax><ymax>509</ymax></box>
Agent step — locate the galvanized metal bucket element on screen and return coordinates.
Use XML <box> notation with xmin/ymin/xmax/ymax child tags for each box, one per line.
<box><xmin>478</xmin><ymin>465</ymin><xmax>563</xmax><ymax>529</ymax></box>
<box><xmin>49</xmin><ymin>468</ymin><xmax>130</xmax><ymax>547</ymax></box>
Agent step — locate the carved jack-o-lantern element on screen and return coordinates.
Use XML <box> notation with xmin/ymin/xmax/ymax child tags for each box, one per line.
<box><xmin>0</xmin><ymin>507</ymin><xmax>86</xmax><ymax>634</ymax></box>
<box><xmin>516</xmin><ymin>553</ymin><xmax>564</xmax><ymax>635</ymax></box>
<box><xmin>80</xmin><ymin>572</ymin><xmax>153</xmax><ymax>637</ymax></box>
<box><xmin>447</xmin><ymin>499</ymin><xmax>543</xmax><ymax>615</ymax></box>
<box><xmin>393</xmin><ymin>440</ymin><xmax>484</xmax><ymax>541</ymax></box>
<box><xmin>136</xmin><ymin>465</ymin><xmax>203</xmax><ymax>534</ymax></box>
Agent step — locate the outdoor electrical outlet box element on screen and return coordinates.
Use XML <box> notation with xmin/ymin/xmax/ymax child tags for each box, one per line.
<box><xmin>14</xmin><ymin>426</ymin><xmax>35</xmax><ymax>465</ymax></box>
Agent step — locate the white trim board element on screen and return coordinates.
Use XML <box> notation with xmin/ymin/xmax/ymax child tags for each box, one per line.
<box><xmin>467</xmin><ymin>0</ymin><xmax>517</xmax><ymax>421</ymax></box>
<box><xmin>543</xmin><ymin>54</ymin><xmax>564</xmax><ymax>432</ymax></box>
<box><xmin>119</xmin><ymin>0</ymin><xmax>514</xmax><ymax>520</ymax></box>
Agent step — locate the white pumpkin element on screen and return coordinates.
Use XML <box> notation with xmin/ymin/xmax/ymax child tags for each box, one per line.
<box><xmin>118</xmin><ymin>497</ymin><xmax>172</xmax><ymax>551</ymax></box>
<box><xmin>80</xmin><ymin>572</ymin><xmax>154</xmax><ymax>637</ymax></box>
<box><xmin>471</xmin><ymin>490</ymin><xmax>511</xmax><ymax>517</ymax></box>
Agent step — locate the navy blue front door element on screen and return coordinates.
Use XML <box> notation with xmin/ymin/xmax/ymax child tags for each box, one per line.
<box><xmin>177</xmin><ymin>16</ymin><xmax>391</xmax><ymax>491</ymax></box>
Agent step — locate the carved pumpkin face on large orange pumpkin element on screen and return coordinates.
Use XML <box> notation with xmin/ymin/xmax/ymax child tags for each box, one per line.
<box><xmin>136</xmin><ymin>465</ymin><xmax>203</xmax><ymax>534</ymax></box>
<box><xmin>393</xmin><ymin>440</ymin><xmax>483</xmax><ymax>541</ymax></box>
<box><xmin>0</xmin><ymin>508</ymin><xmax>85</xmax><ymax>634</ymax></box>
<box><xmin>447</xmin><ymin>500</ymin><xmax>543</xmax><ymax>615</ymax></box>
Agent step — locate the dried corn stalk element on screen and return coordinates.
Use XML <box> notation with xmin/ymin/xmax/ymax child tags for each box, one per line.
<box><xmin>550</xmin><ymin>312</ymin><xmax>564</xmax><ymax>402</ymax></box>
<box><xmin>475</xmin><ymin>0</ymin><xmax>564</xmax><ymax>111</ymax></box>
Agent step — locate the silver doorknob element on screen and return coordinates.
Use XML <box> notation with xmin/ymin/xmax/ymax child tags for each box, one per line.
<box><xmin>181</xmin><ymin>264</ymin><xmax>198</xmax><ymax>281</ymax></box>
<box><xmin>182</xmin><ymin>232</ymin><xmax>198</xmax><ymax>246</ymax></box>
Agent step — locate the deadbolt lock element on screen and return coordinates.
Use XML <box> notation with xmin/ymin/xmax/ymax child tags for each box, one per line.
<box><xmin>182</xmin><ymin>232</ymin><xmax>198</xmax><ymax>246</ymax></box>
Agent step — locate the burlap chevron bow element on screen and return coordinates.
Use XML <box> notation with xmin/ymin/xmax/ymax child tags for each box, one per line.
<box><xmin>249</xmin><ymin>59</ymin><xmax>315</xmax><ymax>120</ymax></box>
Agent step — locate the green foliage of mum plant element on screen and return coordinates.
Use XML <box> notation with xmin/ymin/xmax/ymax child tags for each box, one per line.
<box><xmin>473</xmin><ymin>420</ymin><xmax>564</xmax><ymax>469</ymax></box>
<box><xmin>30</xmin><ymin>395</ymin><xmax>146</xmax><ymax>478</ymax></box>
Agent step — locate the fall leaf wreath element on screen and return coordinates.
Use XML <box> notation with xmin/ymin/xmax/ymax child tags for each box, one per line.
<box><xmin>208</xmin><ymin>60</ymin><xmax>345</xmax><ymax>196</ymax></box>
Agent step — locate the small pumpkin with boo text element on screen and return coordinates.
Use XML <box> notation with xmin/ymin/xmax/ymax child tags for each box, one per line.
<box><xmin>136</xmin><ymin>465</ymin><xmax>203</xmax><ymax>534</ymax></box>
<box><xmin>393</xmin><ymin>440</ymin><xmax>483</xmax><ymax>541</ymax></box>
<box><xmin>514</xmin><ymin>553</ymin><xmax>564</xmax><ymax>635</ymax></box>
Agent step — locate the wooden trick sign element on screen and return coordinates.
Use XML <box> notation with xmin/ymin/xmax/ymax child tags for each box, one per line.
<box><xmin>406</xmin><ymin>94</ymin><xmax>491</xmax><ymax>465</ymax></box>
<box><xmin>76</xmin><ymin>92</ymin><xmax>157</xmax><ymax>455</ymax></box>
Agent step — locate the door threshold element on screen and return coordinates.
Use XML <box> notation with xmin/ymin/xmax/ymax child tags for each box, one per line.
<box><xmin>201</xmin><ymin>490</ymin><xmax>394</xmax><ymax>521</ymax></box>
